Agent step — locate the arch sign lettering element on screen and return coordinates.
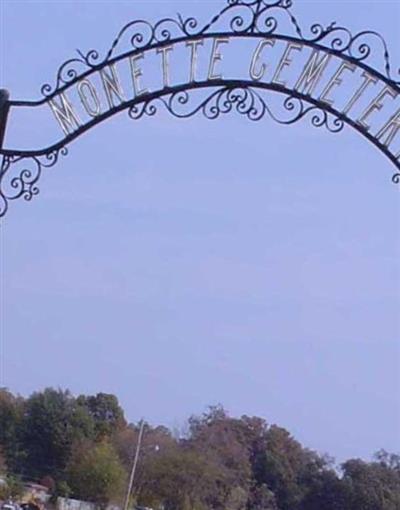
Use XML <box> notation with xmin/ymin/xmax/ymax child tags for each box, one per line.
<box><xmin>1</xmin><ymin>0</ymin><xmax>400</xmax><ymax>217</ymax></box>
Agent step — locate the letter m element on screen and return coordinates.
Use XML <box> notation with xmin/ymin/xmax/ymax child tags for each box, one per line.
<box><xmin>48</xmin><ymin>92</ymin><xmax>81</xmax><ymax>136</ymax></box>
<box><xmin>295</xmin><ymin>50</ymin><xmax>331</xmax><ymax>96</ymax></box>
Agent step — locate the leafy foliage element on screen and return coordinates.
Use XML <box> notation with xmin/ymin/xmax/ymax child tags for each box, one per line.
<box><xmin>21</xmin><ymin>388</ymin><xmax>95</xmax><ymax>478</ymax></box>
<box><xmin>0</xmin><ymin>475</ymin><xmax>24</xmax><ymax>500</ymax></box>
<box><xmin>67</xmin><ymin>442</ymin><xmax>126</xmax><ymax>508</ymax></box>
<box><xmin>76</xmin><ymin>393</ymin><xmax>126</xmax><ymax>439</ymax></box>
<box><xmin>0</xmin><ymin>389</ymin><xmax>399</xmax><ymax>510</ymax></box>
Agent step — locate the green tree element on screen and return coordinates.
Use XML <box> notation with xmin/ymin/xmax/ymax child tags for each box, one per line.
<box><xmin>22</xmin><ymin>388</ymin><xmax>95</xmax><ymax>478</ymax></box>
<box><xmin>253</xmin><ymin>425</ymin><xmax>332</xmax><ymax>510</ymax></box>
<box><xmin>0</xmin><ymin>448</ymin><xmax>7</xmax><ymax>474</ymax></box>
<box><xmin>0</xmin><ymin>389</ymin><xmax>24</xmax><ymax>472</ymax></box>
<box><xmin>299</xmin><ymin>469</ymin><xmax>348</xmax><ymax>510</ymax></box>
<box><xmin>77</xmin><ymin>393</ymin><xmax>126</xmax><ymax>439</ymax></box>
<box><xmin>341</xmin><ymin>455</ymin><xmax>400</xmax><ymax>510</ymax></box>
<box><xmin>67</xmin><ymin>442</ymin><xmax>126</xmax><ymax>508</ymax></box>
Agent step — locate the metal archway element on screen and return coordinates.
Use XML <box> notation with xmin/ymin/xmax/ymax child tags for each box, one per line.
<box><xmin>1</xmin><ymin>0</ymin><xmax>399</xmax><ymax>217</ymax></box>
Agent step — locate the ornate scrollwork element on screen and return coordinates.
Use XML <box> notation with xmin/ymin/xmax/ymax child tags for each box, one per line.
<box><xmin>39</xmin><ymin>0</ymin><xmax>399</xmax><ymax>99</ymax></box>
<box><xmin>0</xmin><ymin>147</ymin><xmax>68</xmax><ymax>217</ymax></box>
<box><xmin>129</xmin><ymin>85</ymin><xmax>345</xmax><ymax>136</ymax></box>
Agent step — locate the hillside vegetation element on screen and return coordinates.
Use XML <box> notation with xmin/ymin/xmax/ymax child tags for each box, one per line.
<box><xmin>0</xmin><ymin>388</ymin><xmax>399</xmax><ymax>510</ymax></box>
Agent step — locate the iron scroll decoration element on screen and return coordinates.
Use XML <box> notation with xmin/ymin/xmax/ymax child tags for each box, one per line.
<box><xmin>0</xmin><ymin>0</ymin><xmax>400</xmax><ymax>217</ymax></box>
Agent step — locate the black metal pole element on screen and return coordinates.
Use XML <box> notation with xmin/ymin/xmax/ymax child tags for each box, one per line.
<box><xmin>0</xmin><ymin>89</ymin><xmax>10</xmax><ymax>151</ymax></box>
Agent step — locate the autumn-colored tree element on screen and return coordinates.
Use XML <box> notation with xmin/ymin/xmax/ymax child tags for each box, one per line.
<box><xmin>187</xmin><ymin>406</ymin><xmax>253</xmax><ymax>507</ymax></box>
<box><xmin>113</xmin><ymin>423</ymin><xmax>175</xmax><ymax>472</ymax></box>
<box><xmin>138</xmin><ymin>445</ymin><xmax>221</xmax><ymax>510</ymax></box>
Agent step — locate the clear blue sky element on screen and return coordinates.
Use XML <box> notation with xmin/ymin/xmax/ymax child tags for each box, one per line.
<box><xmin>1</xmin><ymin>0</ymin><xmax>399</xmax><ymax>464</ymax></box>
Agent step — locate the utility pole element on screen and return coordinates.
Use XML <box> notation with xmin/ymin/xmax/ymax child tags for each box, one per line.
<box><xmin>123</xmin><ymin>419</ymin><xmax>145</xmax><ymax>510</ymax></box>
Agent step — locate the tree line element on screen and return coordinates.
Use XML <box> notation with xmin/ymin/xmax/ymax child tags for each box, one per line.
<box><xmin>0</xmin><ymin>388</ymin><xmax>399</xmax><ymax>510</ymax></box>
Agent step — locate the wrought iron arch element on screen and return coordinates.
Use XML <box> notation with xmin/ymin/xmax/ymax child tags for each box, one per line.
<box><xmin>0</xmin><ymin>0</ymin><xmax>399</xmax><ymax>217</ymax></box>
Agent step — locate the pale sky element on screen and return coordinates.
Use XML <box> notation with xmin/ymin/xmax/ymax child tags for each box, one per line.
<box><xmin>1</xmin><ymin>0</ymin><xmax>400</xmax><ymax>464</ymax></box>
